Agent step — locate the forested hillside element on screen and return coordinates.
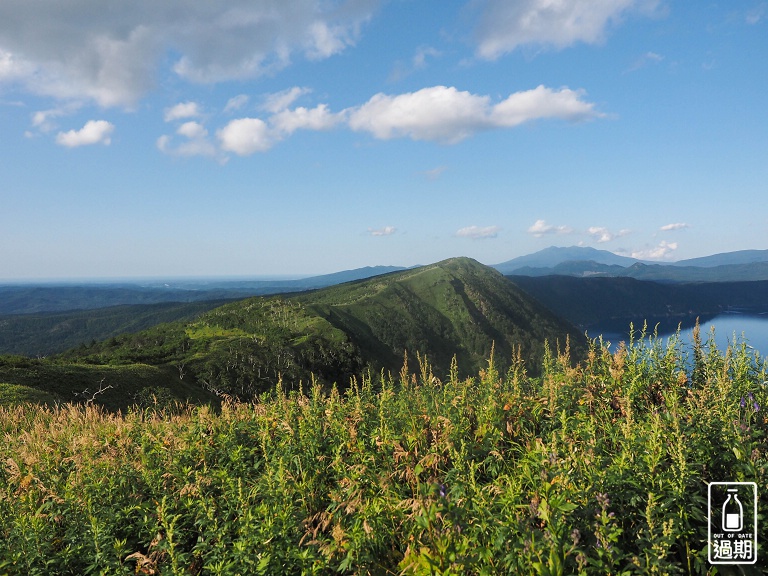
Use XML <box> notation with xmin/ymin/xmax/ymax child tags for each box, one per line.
<box><xmin>509</xmin><ymin>276</ymin><xmax>768</xmax><ymax>329</ymax></box>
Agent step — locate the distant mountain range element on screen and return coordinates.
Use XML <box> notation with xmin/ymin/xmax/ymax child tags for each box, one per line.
<box><xmin>0</xmin><ymin>266</ymin><xmax>407</xmax><ymax>316</ymax></box>
<box><xmin>4</xmin><ymin>248</ymin><xmax>767</xmax><ymax>318</ymax></box>
<box><xmin>493</xmin><ymin>247</ymin><xmax>768</xmax><ymax>281</ymax></box>
<box><xmin>493</xmin><ymin>246</ymin><xmax>640</xmax><ymax>273</ymax></box>
<box><xmin>2</xmin><ymin>247</ymin><xmax>767</xmax><ymax>359</ymax></box>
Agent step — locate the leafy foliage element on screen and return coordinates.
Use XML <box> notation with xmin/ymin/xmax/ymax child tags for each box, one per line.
<box><xmin>1</xmin><ymin>328</ymin><xmax>766</xmax><ymax>574</ymax></box>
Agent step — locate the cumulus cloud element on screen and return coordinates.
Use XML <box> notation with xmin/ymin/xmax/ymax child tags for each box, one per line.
<box><xmin>492</xmin><ymin>85</ymin><xmax>602</xmax><ymax>126</ymax></box>
<box><xmin>369</xmin><ymin>226</ymin><xmax>396</xmax><ymax>236</ymax></box>
<box><xmin>0</xmin><ymin>1</ymin><xmax>378</xmax><ymax>107</ymax></box>
<box><xmin>632</xmin><ymin>240</ymin><xmax>678</xmax><ymax>260</ymax></box>
<box><xmin>158</xmin><ymin>120</ymin><xmax>217</xmax><ymax>158</ymax></box>
<box><xmin>348</xmin><ymin>86</ymin><xmax>489</xmax><ymax>143</ymax></box>
<box><xmin>217</xmin><ymin>117</ymin><xmax>273</xmax><ymax>155</ymax></box>
<box><xmin>659</xmin><ymin>222</ymin><xmax>689</xmax><ymax>231</ymax></box>
<box><xmin>271</xmin><ymin>104</ymin><xmax>342</xmax><ymax>136</ymax></box>
<box><xmin>587</xmin><ymin>226</ymin><xmax>631</xmax><ymax>242</ymax></box>
<box><xmin>472</xmin><ymin>0</ymin><xmax>661</xmax><ymax>59</ymax></box>
<box><xmin>215</xmin><ymin>103</ymin><xmax>341</xmax><ymax>156</ymax></box>
<box><xmin>527</xmin><ymin>219</ymin><xmax>574</xmax><ymax>237</ymax></box>
<box><xmin>348</xmin><ymin>85</ymin><xmax>601</xmax><ymax>143</ymax></box>
<box><xmin>456</xmin><ymin>225</ymin><xmax>500</xmax><ymax>239</ymax></box>
<box><xmin>55</xmin><ymin>120</ymin><xmax>114</xmax><ymax>147</ymax></box>
<box><xmin>159</xmin><ymin>83</ymin><xmax>603</xmax><ymax>157</ymax></box>
<box><xmin>176</xmin><ymin>121</ymin><xmax>206</xmax><ymax>140</ymax></box>
<box><xmin>164</xmin><ymin>102</ymin><xmax>201</xmax><ymax>122</ymax></box>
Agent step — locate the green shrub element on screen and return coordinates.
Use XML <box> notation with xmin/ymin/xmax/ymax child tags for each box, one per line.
<box><xmin>0</xmin><ymin>330</ymin><xmax>765</xmax><ymax>574</ymax></box>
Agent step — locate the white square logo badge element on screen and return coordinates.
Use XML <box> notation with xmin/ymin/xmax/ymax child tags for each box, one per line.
<box><xmin>708</xmin><ymin>482</ymin><xmax>758</xmax><ymax>564</ymax></box>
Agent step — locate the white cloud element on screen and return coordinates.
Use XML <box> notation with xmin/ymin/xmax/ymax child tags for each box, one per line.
<box><xmin>271</xmin><ymin>104</ymin><xmax>342</xmax><ymax>135</ymax></box>
<box><xmin>158</xmin><ymin>84</ymin><xmax>601</xmax><ymax>158</ymax></box>
<box><xmin>0</xmin><ymin>48</ymin><xmax>35</xmax><ymax>81</ymax></box>
<box><xmin>224</xmin><ymin>94</ymin><xmax>249</xmax><ymax>114</ymax></box>
<box><xmin>217</xmin><ymin>117</ymin><xmax>273</xmax><ymax>155</ymax></box>
<box><xmin>456</xmin><ymin>225</ymin><xmax>500</xmax><ymax>239</ymax></box>
<box><xmin>473</xmin><ymin>0</ymin><xmax>660</xmax><ymax>59</ymax></box>
<box><xmin>0</xmin><ymin>1</ymin><xmax>378</xmax><ymax>107</ymax></box>
<box><xmin>632</xmin><ymin>240</ymin><xmax>678</xmax><ymax>260</ymax></box>
<box><xmin>159</xmin><ymin>121</ymin><xmax>217</xmax><ymax>157</ymax></box>
<box><xmin>527</xmin><ymin>219</ymin><xmax>573</xmax><ymax>237</ymax></box>
<box><xmin>659</xmin><ymin>222</ymin><xmax>689</xmax><ymax>231</ymax></box>
<box><xmin>261</xmin><ymin>87</ymin><xmax>311</xmax><ymax>114</ymax></box>
<box><xmin>348</xmin><ymin>85</ymin><xmax>601</xmax><ymax>144</ymax></box>
<box><xmin>164</xmin><ymin>102</ymin><xmax>201</xmax><ymax>122</ymax></box>
<box><xmin>348</xmin><ymin>86</ymin><xmax>489</xmax><ymax>143</ymax></box>
<box><xmin>492</xmin><ymin>85</ymin><xmax>603</xmax><ymax>127</ymax></box>
<box><xmin>213</xmin><ymin>102</ymin><xmax>341</xmax><ymax>157</ymax></box>
<box><xmin>587</xmin><ymin>226</ymin><xmax>631</xmax><ymax>242</ymax></box>
<box><xmin>55</xmin><ymin>120</ymin><xmax>114</xmax><ymax>147</ymax></box>
<box><xmin>31</xmin><ymin>104</ymin><xmax>82</xmax><ymax>134</ymax></box>
<box><xmin>177</xmin><ymin>121</ymin><xmax>206</xmax><ymax>140</ymax></box>
<box><xmin>369</xmin><ymin>226</ymin><xmax>396</xmax><ymax>236</ymax></box>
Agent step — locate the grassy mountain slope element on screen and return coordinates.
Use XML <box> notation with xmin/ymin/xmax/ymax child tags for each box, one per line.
<box><xmin>8</xmin><ymin>258</ymin><xmax>583</xmax><ymax>408</ymax></box>
<box><xmin>56</xmin><ymin>296</ymin><xmax>363</xmax><ymax>401</ymax></box>
<box><xmin>298</xmin><ymin>257</ymin><xmax>585</xmax><ymax>376</ymax></box>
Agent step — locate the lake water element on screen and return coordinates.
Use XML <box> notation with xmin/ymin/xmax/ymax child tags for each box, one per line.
<box><xmin>588</xmin><ymin>313</ymin><xmax>768</xmax><ymax>357</ymax></box>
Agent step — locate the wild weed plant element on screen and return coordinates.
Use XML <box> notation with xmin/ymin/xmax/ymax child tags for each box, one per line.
<box><xmin>0</xmin><ymin>326</ymin><xmax>766</xmax><ymax>574</ymax></box>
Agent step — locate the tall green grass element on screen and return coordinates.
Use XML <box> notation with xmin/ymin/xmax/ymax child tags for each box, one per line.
<box><xmin>1</xmin><ymin>326</ymin><xmax>766</xmax><ymax>574</ymax></box>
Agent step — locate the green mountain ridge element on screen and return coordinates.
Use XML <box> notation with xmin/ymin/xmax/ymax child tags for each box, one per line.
<box><xmin>1</xmin><ymin>258</ymin><xmax>584</xmax><ymax>408</ymax></box>
<box><xmin>296</xmin><ymin>257</ymin><xmax>584</xmax><ymax>376</ymax></box>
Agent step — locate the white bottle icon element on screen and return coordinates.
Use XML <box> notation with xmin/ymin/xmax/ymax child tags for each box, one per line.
<box><xmin>722</xmin><ymin>488</ymin><xmax>743</xmax><ymax>532</ymax></box>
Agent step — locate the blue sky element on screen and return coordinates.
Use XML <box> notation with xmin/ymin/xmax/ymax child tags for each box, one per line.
<box><xmin>1</xmin><ymin>0</ymin><xmax>767</xmax><ymax>279</ymax></box>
